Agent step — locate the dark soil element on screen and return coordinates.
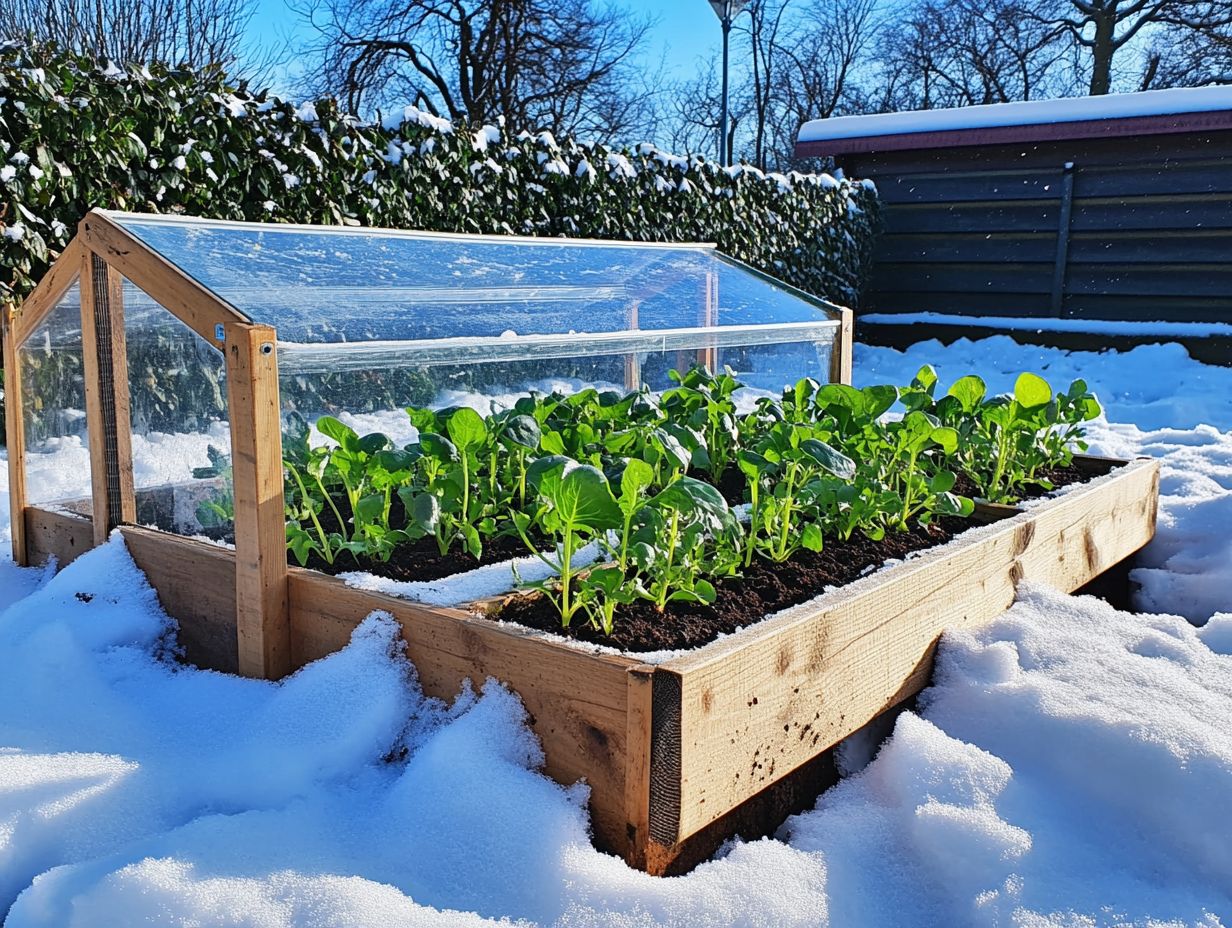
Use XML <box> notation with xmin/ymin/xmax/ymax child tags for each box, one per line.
<box><xmin>291</xmin><ymin>494</ymin><xmax>545</xmax><ymax>583</ymax></box>
<box><xmin>498</xmin><ymin>515</ymin><xmax>972</xmax><ymax>652</ymax></box>
<box><xmin>951</xmin><ymin>462</ymin><xmax>1087</xmax><ymax>503</ymax></box>
<box><xmin>497</xmin><ymin>463</ymin><xmax>1096</xmax><ymax>653</ymax></box>
<box><xmin>293</xmin><ymin>463</ymin><xmax>1095</xmax><ymax>644</ymax></box>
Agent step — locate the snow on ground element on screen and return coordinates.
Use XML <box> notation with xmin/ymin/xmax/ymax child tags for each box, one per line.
<box><xmin>0</xmin><ymin>336</ymin><xmax>1230</xmax><ymax>926</ymax></box>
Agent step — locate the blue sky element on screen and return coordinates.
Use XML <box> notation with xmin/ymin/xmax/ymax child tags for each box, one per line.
<box><xmin>248</xmin><ymin>0</ymin><xmax>723</xmax><ymax>93</ymax></box>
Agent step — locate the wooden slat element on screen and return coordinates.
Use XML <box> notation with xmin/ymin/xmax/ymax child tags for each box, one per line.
<box><xmin>286</xmin><ymin>567</ymin><xmax>637</xmax><ymax>854</ymax></box>
<box><xmin>1069</xmin><ymin>194</ymin><xmax>1232</xmax><ymax>233</ymax></box>
<box><xmin>862</xmin><ymin>290</ymin><xmax>1055</xmax><ymax>317</ymax></box>
<box><xmin>79</xmin><ymin>211</ymin><xmax>246</xmax><ymax>345</ymax></box>
<box><xmin>23</xmin><ymin>506</ymin><xmax>94</xmax><ymax>568</ymax></box>
<box><xmin>624</xmin><ymin>665</ymin><xmax>656</xmax><ymax>869</ymax></box>
<box><xmin>1068</xmin><ymin>230</ymin><xmax>1232</xmax><ymax>265</ymax></box>
<box><xmin>1062</xmin><ymin>294</ymin><xmax>1232</xmax><ymax>323</ymax></box>
<box><xmin>1063</xmin><ymin>263</ymin><xmax>1232</xmax><ymax>298</ymax></box>
<box><xmin>1073</xmin><ymin>159</ymin><xmax>1232</xmax><ymax>198</ymax></box>
<box><xmin>654</xmin><ymin>457</ymin><xmax>1159</xmax><ymax>844</ymax></box>
<box><xmin>12</xmin><ymin>239</ymin><xmax>83</xmax><ymax>347</ymax></box>
<box><xmin>224</xmin><ymin>322</ymin><xmax>290</xmax><ymax>680</ymax></box>
<box><xmin>876</xmin><ymin>232</ymin><xmax>1057</xmax><ymax>264</ymax></box>
<box><xmin>3</xmin><ymin>304</ymin><xmax>27</xmax><ymax>564</ymax></box>
<box><xmin>121</xmin><ymin>525</ymin><xmax>239</xmax><ymax>673</ymax></box>
<box><xmin>873</xmin><ymin>261</ymin><xmax>1055</xmax><ymax>295</ymax></box>
<box><xmin>884</xmin><ymin>201</ymin><xmax>1060</xmax><ymax>235</ymax></box>
<box><xmin>875</xmin><ymin>169</ymin><xmax>1063</xmax><ymax>205</ymax></box>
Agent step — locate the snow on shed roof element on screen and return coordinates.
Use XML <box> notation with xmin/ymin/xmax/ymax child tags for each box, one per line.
<box><xmin>796</xmin><ymin>84</ymin><xmax>1232</xmax><ymax>156</ymax></box>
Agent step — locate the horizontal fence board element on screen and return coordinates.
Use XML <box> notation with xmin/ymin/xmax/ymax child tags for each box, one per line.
<box><xmin>874</xmin><ymin>261</ymin><xmax>1055</xmax><ymax>294</ymax></box>
<box><xmin>874</xmin><ymin>170</ymin><xmax>1064</xmax><ymax>205</ymax></box>
<box><xmin>884</xmin><ymin>201</ymin><xmax>1060</xmax><ymax>234</ymax></box>
<box><xmin>862</xmin><ymin>290</ymin><xmax>1055</xmax><ymax>316</ymax></box>
<box><xmin>1068</xmin><ymin>230</ymin><xmax>1232</xmax><ymax>265</ymax></box>
<box><xmin>1062</xmin><ymin>294</ymin><xmax>1232</xmax><ymax>322</ymax></box>
<box><xmin>1073</xmin><ymin>160</ymin><xmax>1232</xmax><ymax>198</ymax></box>
<box><xmin>876</xmin><ymin>232</ymin><xmax>1057</xmax><ymax>263</ymax></box>
<box><xmin>1069</xmin><ymin>195</ymin><xmax>1232</xmax><ymax>233</ymax></box>
<box><xmin>1064</xmin><ymin>264</ymin><xmax>1232</xmax><ymax>298</ymax></box>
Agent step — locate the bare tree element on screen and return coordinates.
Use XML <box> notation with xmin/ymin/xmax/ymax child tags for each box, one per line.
<box><xmin>879</xmin><ymin>0</ymin><xmax>1070</xmax><ymax>111</ymax></box>
<box><xmin>296</xmin><ymin>0</ymin><xmax>654</xmax><ymax>140</ymax></box>
<box><xmin>1018</xmin><ymin>0</ymin><xmax>1232</xmax><ymax>95</ymax></box>
<box><xmin>0</xmin><ymin>0</ymin><xmax>257</xmax><ymax>72</ymax></box>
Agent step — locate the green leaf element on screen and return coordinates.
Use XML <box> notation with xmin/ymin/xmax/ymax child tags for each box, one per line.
<box><xmin>500</xmin><ymin>414</ymin><xmax>541</xmax><ymax>450</ymax></box>
<box><xmin>1014</xmin><ymin>372</ymin><xmax>1052</xmax><ymax>409</ymax></box>
<box><xmin>446</xmin><ymin>406</ymin><xmax>487</xmax><ymax>451</ymax></box>
<box><xmin>930</xmin><ymin>426</ymin><xmax>959</xmax><ymax>455</ymax></box>
<box><xmin>315</xmin><ymin>415</ymin><xmax>356</xmax><ymax>448</ymax></box>
<box><xmin>540</xmin><ymin>463</ymin><xmax>622</xmax><ymax>532</ymax></box>
<box><xmin>801</xmin><ymin>522</ymin><xmax>823</xmax><ymax>552</ymax></box>
<box><xmin>800</xmin><ymin>438</ymin><xmax>856</xmax><ymax>479</ymax></box>
<box><xmin>946</xmin><ymin>374</ymin><xmax>986</xmax><ymax>413</ymax></box>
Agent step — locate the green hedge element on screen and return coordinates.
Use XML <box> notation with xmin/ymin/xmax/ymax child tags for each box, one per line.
<box><xmin>0</xmin><ymin>43</ymin><xmax>879</xmax><ymax>446</ymax></box>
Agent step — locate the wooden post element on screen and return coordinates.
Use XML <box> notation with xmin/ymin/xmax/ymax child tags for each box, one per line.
<box><xmin>698</xmin><ymin>270</ymin><xmax>719</xmax><ymax>372</ymax></box>
<box><xmin>80</xmin><ymin>252</ymin><xmax>135</xmax><ymax>544</ymax></box>
<box><xmin>2</xmin><ymin>303</ymin><xmax>28</xmax><ymax>565</ymax></box>
<box><xmin>624</xmin><ymin>300</ymin><xmax>641</xmax><ymax>391</ymax></box>
<box><xmin>829</xmin><ymin>307</ymin><xmax>854</xmax><ymax>385</ymax></box>
<box><xmin>225</xmin><ymin>322</ymin><xmax>290</xmax><ymax>679</ymax></box>
<box><xmin>1050</xmin><ymin>161</ymin><xmax>1076</xmax><ymax>318</ymax></box>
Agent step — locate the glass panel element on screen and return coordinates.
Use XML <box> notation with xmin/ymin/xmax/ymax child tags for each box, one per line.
<box><xmin>107</xmin><ymin>214</ymin><xmax>842</xmax><ymax>349</ymax></box>
<box><xmin>18</xmin><ymin>280</ymin><xmax>93</xmax><ymax>512</ymax></box>
<box><xmin>278</xmin><ymin>330</ymin><xmax>837</xmax><ymax>428</ymax></box>
<box><xmin>123</xmin><ymin>279</ymin><xmax>233</xmax><ymax>542</ymax></box>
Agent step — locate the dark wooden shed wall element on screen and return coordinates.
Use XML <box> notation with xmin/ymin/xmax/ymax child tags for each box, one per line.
<box><xmin>835</xmin><ymin>129</ymin><xmax>1232</xmax><ymax>322</ymax></box>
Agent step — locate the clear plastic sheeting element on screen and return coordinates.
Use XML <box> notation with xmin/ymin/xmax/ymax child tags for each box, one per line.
<box><xmin>17</xmin><ymin>280</ymin><xmax>93</xmax><ymax>509</ymax></box>
<box><xmin>106</xmin><ymin>213</ymin><xmax>843</xmax><ymax>343</ymax></box>
<box><xmin>104</xmin><ymin>211</ymin><xmax>844</xmax><ymax>422</ymax></box>
<box><xmin>122</xmin><ymin>279</ymin><xmax>233</xmax><ymax>541</ymax></box>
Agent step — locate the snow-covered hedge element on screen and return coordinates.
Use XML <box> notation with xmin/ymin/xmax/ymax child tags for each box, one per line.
<box><xmin>0</xmin><ymin>43</ymin><xmax>879</xmax><ymax>308</ymax></box>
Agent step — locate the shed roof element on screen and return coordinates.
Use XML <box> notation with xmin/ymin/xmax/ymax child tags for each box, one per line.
<box><xmin>796</xmin><ymin>85</ymin><xmax>1232</xmax><ymax>158</ymax></box>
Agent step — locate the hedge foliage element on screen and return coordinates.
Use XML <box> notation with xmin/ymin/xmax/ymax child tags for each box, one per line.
<box><xmin>0</xmin><ymin>42</ymin><xmax>878</xmax><ymax>309</ymax></box>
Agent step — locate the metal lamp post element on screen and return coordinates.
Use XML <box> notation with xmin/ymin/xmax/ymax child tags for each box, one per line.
<box><xmin>708</xmin><ymin>0</ymin><xmax>747</xmax><ymax>165</ymax></box>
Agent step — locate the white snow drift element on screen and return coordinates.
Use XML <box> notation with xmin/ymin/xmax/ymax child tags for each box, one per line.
<box><xmin>0</xmin><ymin>335</ymin><xmax>1229</xmax><ymax>927</ymax></box>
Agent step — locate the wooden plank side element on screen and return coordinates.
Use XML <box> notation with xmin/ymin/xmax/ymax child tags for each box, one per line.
<box><xmin>657</xmin><ymin>458</ymin><xmax>1158</xmax><ymax>843</ymax></box>
<box><xmin>119</xmin><ymin>526</ymin><xmax>239</xmax><ymax>673</ymax></box>
<box><xmin>624</xmin><ymin>665</ymin><xmax>656</xmax><ymax>869</ymax></box>
<box><xmin>12</xmin><ymin>239</ymin><xmax>83</xmax><ymax>347</ymax></box>
<box><xmin>79</xmin><ymin>211</ymin><xmax>246</xmax><ymax>345</ymax></box>
<box><xmin>224</xmin><ymin>323</ymin><xmax>290</xmax><ymax>680</ymax></box>
<box><xmin>24</xmin><ymin>506</ymin><xmax>95</xmax><ymax>568</ymax></box>
<box><xmin>3</xmin><ymin>304</ymin><xmax>28</xmax><ymax>564</ymax></box>
<box><xmin>287</xmin><ymin>567</ymin><xmax>638</xmax><ymax>855</ymax></box>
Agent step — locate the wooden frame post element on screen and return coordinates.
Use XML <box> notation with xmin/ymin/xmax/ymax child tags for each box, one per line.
<box><xmin>3</xmin><ymin>303</ymin><xmax>28</xmax><ymax>565</ymax></box>
<box><xmin>225</xmin><ymin>322</ymin><xmax>290</xmax><ymax>679</ymax></box>
<box><xmin>80</xmin><ymin>251</ymin><xmax>136</xmax><ymax>544</ymax></box>
<box><xmin>829</xmin><ymin>307</ymin><xmax>853</xmax><ymax>385</ymax></box>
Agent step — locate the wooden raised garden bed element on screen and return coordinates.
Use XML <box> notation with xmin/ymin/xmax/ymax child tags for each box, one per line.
<box><xmin>17</xmin><ymin>452</ymin><xmax>1158</xmax><ymax>874</ymax></box>
<box><xmin>5</xmin><ymin>209</ymin><xmax>1159</xmax><ymax>875</ymax></box>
